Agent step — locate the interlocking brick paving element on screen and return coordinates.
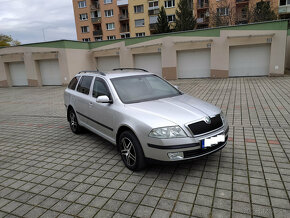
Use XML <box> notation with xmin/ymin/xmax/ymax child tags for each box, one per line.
<box><xmin>0</xmin><ymin>76</ymin><xmax>289</xmax><ymax>217</ymax></box>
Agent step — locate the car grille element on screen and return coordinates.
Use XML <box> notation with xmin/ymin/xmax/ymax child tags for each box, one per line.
<box><xmin>183</xmin><ymin>136</ymin><xmax>228</xmax><ymax>159</ymax></box>
<box><xmin>188</xmin><ymin>114</ymin><xmax>223</xmax><ymax>136</ymax></box>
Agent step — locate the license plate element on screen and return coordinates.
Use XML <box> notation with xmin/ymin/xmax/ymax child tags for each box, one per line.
<box><xmin>201</xmin><ymin>134</ymin><xmax>225</xmax><ymax>149</ymax></box>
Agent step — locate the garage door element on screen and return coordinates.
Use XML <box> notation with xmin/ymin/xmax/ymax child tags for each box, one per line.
<box><xmin>97</xmin><ymin>56</ymin><xmax>120</xmax><ymax>72</ymax></box>
<box><xmin>9</xmin><ymin>62</ymin><xmax>28</xmax><ymax>86</ymax></box>
<box><xmin>39</xmin><ymin>60</ymin><xmax>62</xmax><ymax>85</ymax></box>
<box><xmin>177</xmin><ymin>49</ymin><xmax>211</xmax><ymax>78</ymax></box>
<box><xmin>134</xmin><ymin>53</ymin><xmax>162</xmax><ymax>77</ymax></box>
<box><xmin>229</xmin><ymin>44</ymin><xmax>271</xmax><ymax>77</ymax></box>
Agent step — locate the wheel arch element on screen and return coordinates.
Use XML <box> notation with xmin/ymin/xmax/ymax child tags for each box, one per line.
<box><xmin>67</xmin><ymin>105</ymin><xmax>75</xmax><ymax>121</ymax></box>
<box><xmin>116</xmin><ymin>125</ymin><xmax>139</xmax><ymax>146</ymax></box>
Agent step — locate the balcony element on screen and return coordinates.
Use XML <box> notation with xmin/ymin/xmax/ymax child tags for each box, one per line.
<box><xmin>197</xmin><ymin>2</ymin><xmax>209</xmax><ymax>9</ymax></box>
<box><xmin>149</xmin><ymin>23</ymin><xmax>157</xmax><ymax>30</ymax></box>
<box><xmin>197</xmin><ymin>17</ymin><xmax>209</xmax><ymax>24</ymax></box>
<box><xmin>119</xmin><ymin>14</ymin><xmax>129</xmax><ymax>21</ymax></box>
<box><xmin>117</xmin><ymin>0</ymin><xmax>128</xmax><ymax>6</ymax></box>
<box><xmin>91</xmin><ymin>17</ymin><xmax>101</xmax><ymax>23</ymax></box>
<box><xmin>148</xmin><ymin>6</ymin><xmax>159</xmax><ymax>10</ymax></box>
<box><xmin>93</xmin><ymin>30</ymin><xmax>102</xmax><ymax>36</ymax></box>
<box><xmin>236</xmin><ymin>0</ymin><xmax>249</xmax><ymax>3</ymax></box>
<box><xmin>279</xmin><ymin>5</ymin><xmax>290</xmax><ymax>14</ymax></box>
<box><xmin>91</xmin><ymin>4</ymin><xmax>100</xmax><ymax>10</ymax></box>
<box><xmin>120</xmin><ymin>27</ymin><xmax>130</xmax><ymax>33</ymax></box>
<box><xmin>148</xmin><ymin>9</ymin><xmax>159</xmax><ymax>15</ymax></box>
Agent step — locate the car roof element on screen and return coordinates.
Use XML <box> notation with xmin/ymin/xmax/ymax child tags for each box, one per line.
<box><xmin>77</xmin><ymin>70</ymin><xmax>154</xmax><ymax>79</ymax></box>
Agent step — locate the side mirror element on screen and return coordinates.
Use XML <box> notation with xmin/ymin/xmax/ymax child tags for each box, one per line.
<box><xmin>174</xmin><ymin>85</ymin><xmax>179</xmax><ymax>90</ymax></box>
<box><xmin>96</xmin><ymin>95</ymin><xmax>112</xmax><ymax>103</ymax></box>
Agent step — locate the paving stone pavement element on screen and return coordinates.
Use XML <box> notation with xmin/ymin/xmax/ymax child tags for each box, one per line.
<box><xmin>0</xmin><ymin>76</ymin><xmax>289</xmax><ymax>218</ymax></box>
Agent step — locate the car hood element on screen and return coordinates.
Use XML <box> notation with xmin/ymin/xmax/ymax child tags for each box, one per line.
<box><xmin>126</xmin><ymin>94</ymin><xmax>221</xmax><ymax>127</ymax></box>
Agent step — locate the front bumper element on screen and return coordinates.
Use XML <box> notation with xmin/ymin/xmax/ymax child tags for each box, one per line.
<box><xmin>143</xmin><ymin>125</ymin><xmax>229</xmax><ymax>162</ymax></box>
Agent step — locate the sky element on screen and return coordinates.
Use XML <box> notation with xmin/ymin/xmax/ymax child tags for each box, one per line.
<box><xmin>0</xmin><ymin>0</ymin><xmax>77</xmax><ymax>44</ymax></box>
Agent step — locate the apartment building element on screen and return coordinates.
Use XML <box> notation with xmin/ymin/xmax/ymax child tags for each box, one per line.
<box><xmin>279</xmin><ymin>0</ymin><xmax>290</xmax><ymax>19</ymax></box>
<box><xmin>195</xmin><ymin>0</ymin><xmax>290</xmax><ymax>29</ymax></box>
<box><xmin>73</xmin><ymin>0</ymin><xmax>289</xmax><ymax>42</ymax></box>
<box><xmin>72</xmin><ymin>0</ymin><xmax>130</xmax><ymax>41</ymax></box>
<box><xmin>128</xmin><ymin>0</ymin><xmax>181</xmax><ymax>37</ymax></box>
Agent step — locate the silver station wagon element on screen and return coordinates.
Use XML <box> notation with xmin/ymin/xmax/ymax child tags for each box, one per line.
<box><xmin>64</xmin><ymin>68</ymin><xmax>229</xmax><ymax>170</ymax></box>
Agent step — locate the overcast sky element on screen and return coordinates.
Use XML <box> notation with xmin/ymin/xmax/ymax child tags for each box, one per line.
<box><xmin>0</xmin><ymin>0</ymin><xmax>77</xmax><ymax>44</ymax></box>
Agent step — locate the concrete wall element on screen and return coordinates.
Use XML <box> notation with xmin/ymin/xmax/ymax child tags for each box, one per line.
<box><xmin>0</xmin><ymin>46</ymin><xmax>93</xmax><ymax>87</ymax></box>
<box><xmin>90</xmin><ymin>29</ymin><xmax>287</xmax><ymax>79</ymax></box>
<box><xmin>0</xmin><ymin>21</ymin><xmax>288</xmax><ymax>87</ymax></box>
<box><xmin>286</xmin><ymin>35</ymin><xmax>290</xmax><ymax>74</ymax></box>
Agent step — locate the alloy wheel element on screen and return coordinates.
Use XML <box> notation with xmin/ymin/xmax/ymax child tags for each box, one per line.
<box><xmin>69</xmin><ymin>111</ymin><xmax>77</xmax><ymax>131</ymax></box>
<box><xmin>120</xmin><ymin>137</ymin><xmax>136</xmax><ymax>167</ymax></box>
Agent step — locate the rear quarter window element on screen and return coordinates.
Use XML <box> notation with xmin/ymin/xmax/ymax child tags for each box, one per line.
<box><xmin>68</xmin><ymin>76</ymin><xmax>80</xmax><ymax>90</ymax></box>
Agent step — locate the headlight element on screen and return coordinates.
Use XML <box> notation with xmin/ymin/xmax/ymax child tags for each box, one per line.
<box><xmin>149</xmin><ymin>126</ymin><xmax>187</xmax><ymax>139</ymax></box>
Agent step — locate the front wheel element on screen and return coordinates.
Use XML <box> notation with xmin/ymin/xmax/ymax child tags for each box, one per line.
<box><xmin>118</xmin><ymin>131</ymin><xmax>146</xmax><ymax>171</ymax></box>
<box><xmin>68</xmin><ymin>109</ymin><xmax>82</xmax><ymax>134</ymax></box>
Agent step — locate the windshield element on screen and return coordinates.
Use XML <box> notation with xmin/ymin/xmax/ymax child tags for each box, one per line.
<box><xmin>111</xmin><ymin>75</ymin><xmax>182</xmax><ymax>104</ymax></box>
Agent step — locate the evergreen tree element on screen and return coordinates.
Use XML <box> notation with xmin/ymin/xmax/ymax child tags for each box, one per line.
<box><xmin>155</xmin><ymin>6</ymin><xmax>170</xmax><ymax>34</ymax></box>
<box><xmin>175</xmin><ymin>0</ymin><xmax>196</xmax><ymax>31</ymax></box>
<box><xmin>253</xmin><ymin>0</ymin><xmax>277</xmax><ymax>22</ymax></box>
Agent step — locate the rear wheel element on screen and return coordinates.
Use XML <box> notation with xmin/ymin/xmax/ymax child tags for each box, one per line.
<box><xmin>118</xmin><ymin>131</ymin><xmax>146</xmax><ymax>171</ymax></box>
<box><xmin>68</xmin><ymin>109</ymin><xmax>81</xmax><ymax>134</ymax></box>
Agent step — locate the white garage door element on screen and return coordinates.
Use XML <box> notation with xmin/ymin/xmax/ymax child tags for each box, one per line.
<box><xmin>134</xmin><ymin>53</ymin><xmax>162</xmax><ymax>77</ymax></box>
<box><xmin>39</xmin><ymin>59</ymin><xmax>62</xmax><ymax>85</ymax></box>
<box><xmin>9</xmin><ymin>62</ymin><xmax>28</xmax><ymax>86</ymax></box>
<box><xmin>97</xmin><ymin>56</ymin><xmax>120</xmax><ymax>72</ymax></box>
<box><xmin>229</xmin><ymin>44</ymin><xmax>271</xmax><ymax>77</ymax></box>
<box><xmin>177</xmin><ymin>49</ymin><xmax>211</xmax><ymax>78</ymax></box>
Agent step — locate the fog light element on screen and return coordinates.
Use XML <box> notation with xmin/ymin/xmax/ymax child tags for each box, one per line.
<box><xmin>168</xmin><ymin>152</ymin><xmax>184</xmax><ymax>160</ymax></box>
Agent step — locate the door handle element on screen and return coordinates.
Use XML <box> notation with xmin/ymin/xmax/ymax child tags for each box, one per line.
<box><xmin>89</xmin><ymin>102</ymin><xmax>93</xmax><ymax>106</ymax></box>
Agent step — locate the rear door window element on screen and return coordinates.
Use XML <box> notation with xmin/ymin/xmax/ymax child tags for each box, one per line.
<box><xmin>76</xmin><ymin>76</ymin><xmax>93</xmax><ymax>95</ymax></box>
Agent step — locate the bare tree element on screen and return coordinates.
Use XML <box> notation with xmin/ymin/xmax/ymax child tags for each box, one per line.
<box><xmin>235</xmin><ymin>3</ymin><xmax>254</xmax><ymax>25</ymax></box>
<box><xmin>209</xmin><ymin>0</ymin><xmax>236</xmax><ymax>27</ymax></box>
<box><xmin>210</xmin><ymin>0</ymin><xmax>278</xmax><ymax>27</ymax></box>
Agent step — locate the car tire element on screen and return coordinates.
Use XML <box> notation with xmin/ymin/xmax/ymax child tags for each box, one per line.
<box><xmin>118</xmin><ymin>131</ymin><xmax>146</xmax><ymax>171</ymax></box>
<box><xmin>68</xmin><ymin>109</ymin><xmax>82</xmax><ymax>134</ymax></box>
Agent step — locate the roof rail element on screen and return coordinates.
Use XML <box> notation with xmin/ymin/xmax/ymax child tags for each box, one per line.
<box><xmin>112</xmin><ymin>68</ymin><xmax>148</xmax><ymax>72</ymax></box>
<box><xmin>78</xmin><ymin>70</ymin><xmax>106</xmax><ymax>76</ymax></box>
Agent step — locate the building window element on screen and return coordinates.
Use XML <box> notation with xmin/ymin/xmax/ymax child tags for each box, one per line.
<box><xmin>167</xmin><ymin>15</ymin><xmax>176</xmax><ymax>22</ymax></box>
<box><xmin>95</xmin><ymin>36</ymin><xmax>102</xmax><ymax>41</ymax></box>
<box><xmin>105</xmin><ymin>9</ymin><xmax>114</xmax><ymax>17</ymax></box>
<box><xmin>121</xmin><ymin>33</ymin><xmax>130</xmax><ymax>39</ymax></box>
<box><xmin>136</xmin><ymin>32</ymin><xmax>145</xmax><ymax>37</ymax></box>
<box><xmin>106</xmin><ymin>23</ymin><xmax>115</xmax><ymax>30</ymax></box>
<box><xmin>165</xmin><ymin>0</ymin><xmax>175</xmax><ymax>8</ymax></box>
<box><xmin>91</xmin><ymin>11</ymin><xmax>101</xmax><ymax>18</ymax></box>
<box><xmin>79</xmin><ymin>13</ymin><xmax>88</xmax><ymax>21</ymax></box>
<box><xmin>280</xmin><ymin>0</ymin><xmax>287</xmax><ymax>5</ymax></box>
<box><xmin>78</xmin><ymin>1</ymin><xmax>87</xmax><ymax>8</ymax></box>
<box><xmin>104</xmin><ymin>0</ymin><xmax>112</xmax><ymax>4</ymax></box>
<box><xmin>107</xmin><ymin>35</ymin><xmax>116</xmax><ymax>40</ymax></box>
<box><xmin>134</xmin><ymin>5</ymin><xmax>144</xmax><ymax>13</ymax></box>
<box><xmin>82</xmin><ymin>38</ymin><xmax>91</xmax><ymax>42</ymax></box>
<box><xmin>135</xmin><ymin>19</ymin><xmax>145</xmax><ymax>27</ymax></box>
<box><xmin>81</xmin><ymin>26</ymin><xmax>89</xmax><ymax>33</ymax></box>
<box><xmin>149</xmin><ymin>1</ymin><xmax>158</xmax><ymax>9</ymax></box>
<box><xmin>217</xmin><ymin>7</ymin><xmax>229</xmax><ymax>16</ymax></box>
